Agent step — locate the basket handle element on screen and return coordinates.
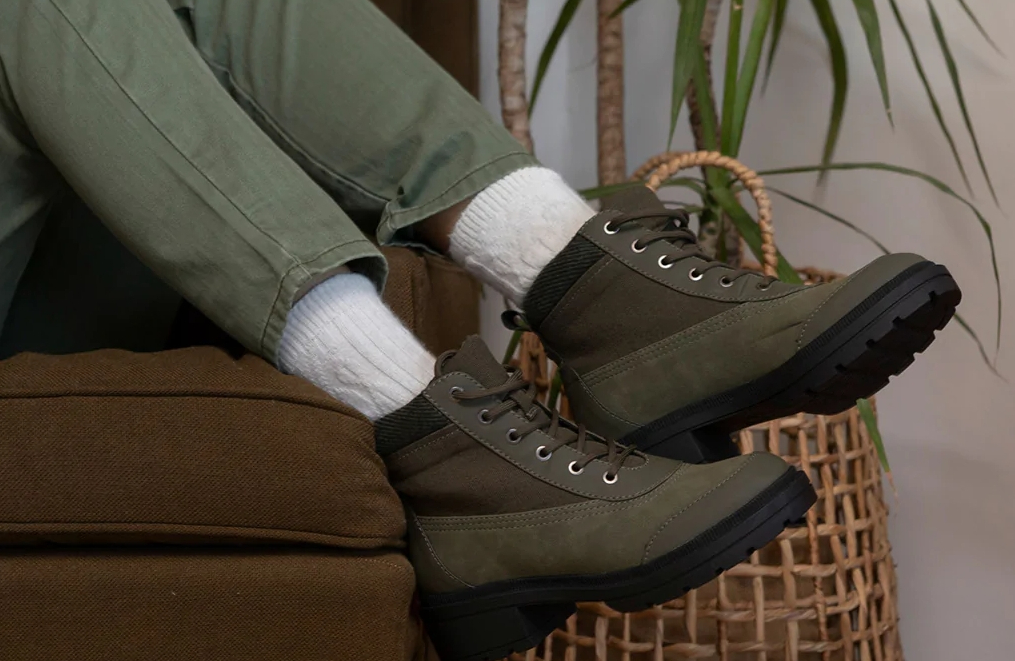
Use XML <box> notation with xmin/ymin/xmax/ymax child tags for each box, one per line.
<box><xmin>633</xmin><ymin>150</ymin><xmax>778</xmax><ymax>278</ymax></box>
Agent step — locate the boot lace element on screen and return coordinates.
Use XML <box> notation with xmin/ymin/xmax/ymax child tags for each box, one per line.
<box><xmin>438</xmin><ymin>354</ymin><xmax>640</xmax><ymax>482</ymax></box>
<box><xmin>605</xmin><ymin>208</ymin><xmax>777</xmax><ymax>288</ymax></box>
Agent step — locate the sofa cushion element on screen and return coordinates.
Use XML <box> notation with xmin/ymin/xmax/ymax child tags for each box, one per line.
<box><xmin>0</xmin><ymin>347</ymin><xmax>404</xmax><ymax>547</ymax></box>
<box><xmin>0</xmin><ymin>547</ymin><xmax>419</xmax><ymax>661</ymax></box>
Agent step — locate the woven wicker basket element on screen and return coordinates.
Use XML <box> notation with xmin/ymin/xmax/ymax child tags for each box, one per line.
<box><xmin>503</xmin><ymin>153</ymin><xmax>903</xmax><ymax>661</ymax></box>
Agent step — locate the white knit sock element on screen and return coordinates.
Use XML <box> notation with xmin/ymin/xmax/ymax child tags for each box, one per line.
<box><xmin>449</xmin><ymin>166</ymin><xmax>595</xmax><ymax>304</ymax></box>
<box><xmin>278</xmin><ymin>272</ymin><xmax>434</xmax><ymax>420</ymax></box>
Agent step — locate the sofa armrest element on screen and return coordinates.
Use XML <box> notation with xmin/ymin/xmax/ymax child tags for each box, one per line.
<box><xmin>381</xmin><ymin>247</ymin><xmax>481</xmax><ymax>355</ymax></box>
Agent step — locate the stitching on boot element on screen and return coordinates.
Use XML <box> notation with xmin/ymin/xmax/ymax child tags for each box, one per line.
<box><xmin>411</xmin><ymin>511</ymin><xmax>474</xmax><ymax>589</ymax></box>
<box><xmin>419</xmin><ymin>465</ymin><xmax>691</xmax><ymax>532</ymax></box>
<box><xmin>642</xmin><ymin>455</ymin><xmax>757</xmax><ymax>561</ymax></box>
<box><xmin>583</xmin><ymin>295</ymin><xmax>799</xmax><ymax>387</ymax></box>
<box><xmin>539</xmin><ymin>256</ymin><xmax>612</xmax><ymax>332</ymax></box>
<box><xmin>388</xmin><ymin>427</ymin><xmax>460</xmax><ymax>462</ymax></box>
<box><xmin>796</xmin><ymin>267</ymin><xmax>869</xmax><ymax>349</ymax></box>
<box><xmin>566</xmin><ymin>370</ymin><xmax>640</xmax><ymax>433</ymax></box>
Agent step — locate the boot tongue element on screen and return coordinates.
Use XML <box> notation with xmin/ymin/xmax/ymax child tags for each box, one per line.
<box><xmin>600</xmin><ymin>186</ymin><xmax>671</xmax><ymax>230</ymax></box>
<box><xmin>441</xmin><ymin>335</ymin><xmax>510</xmax><ymax>387</ymax></box>
<box><xmin>442</xmin><ymin>337</ymin><xmax>646</xmax><ymax>467</ymax></box>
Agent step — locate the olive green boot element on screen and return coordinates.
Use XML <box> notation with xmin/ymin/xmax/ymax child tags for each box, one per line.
<box><xmin>515</xmin><ymin>188</ymin><xmax>961</xmax><ymax>462</ymax></box>
<box><xmin>375</xmin><ymin>336</ymin><xmax>816</xmax><ymax>661</ymax></box>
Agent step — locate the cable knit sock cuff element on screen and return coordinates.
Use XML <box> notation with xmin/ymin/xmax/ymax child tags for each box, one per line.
<box><xmin>278</xmin><ymin>272</ymin><xmax>435</xmax><ymax>420</ymax></box>
<box><xmin>448</xmin><ymin>166</ymin><xmax>595</xmax><ymax>304</ymax></box>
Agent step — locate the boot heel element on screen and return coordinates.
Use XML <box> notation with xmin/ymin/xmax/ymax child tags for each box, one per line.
<box><xmin>647</xmin><ymin>426</ymin><xmax>741</xmax><ymax>463</ymax></box>
<box><xmin>421</xmin><ymin>599</ymin><xmax>574</xmax><ymax>661</ymax></box>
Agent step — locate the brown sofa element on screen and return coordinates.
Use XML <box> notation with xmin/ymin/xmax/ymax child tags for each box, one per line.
<box><xmin>0</xmin><ymin>242</ymin><xmax>479</xmax><ymax>660</ymax></box>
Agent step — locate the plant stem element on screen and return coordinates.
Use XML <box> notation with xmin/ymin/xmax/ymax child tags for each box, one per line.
<box><xmin>687</xmin><ymin>0</ymin><xmax>721</xmax><ymax>162</ymax></box>
<box><xmin>498</xmin><ymin>0</ymin><xmax>534</xmax><ymax>153</ymax></box>
<box><xmin>598</xmin><ymin>0</ymin><xmax>627</xmax><ymax>185</ymax></box>
<box><xmin>688</xmin><ymin>0</ymin><xmax>742</xmax><ymax>266</ymax></box>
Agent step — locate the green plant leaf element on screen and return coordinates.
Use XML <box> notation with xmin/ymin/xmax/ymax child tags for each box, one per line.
<box><xmin>719</xmin><ymin>0</ymin><xmax>744</xmax><ymax>155</ymax></box>
<box><xmin>762</xmin><ymin>0</ymin><xmax>789</xmax><ymax>92</ymax></box>
<box><xmin>668</xmin><ymin>0</ymin><xmax>710</xmax><ymax>147</ymax></box>
<box><xmin>728</xmin><ymin>0</ymin><xmax>776</xmax><ymax>157</ymax></box>
<box><xmin>659</xmin><ymin>177</ymin><xmax>709</xmax><ymax>196</ymax></box>
<box><xmin>690</xmin><ymin>36</ymin><xmax>737</xmax><ymax>209</ymax></box>
<box><xmin>502</xmin><ymin>329</ymin><xmax>523</xmax><ymax>365</ymax></box>
<box><xmin>760</xmin><ymin>161</ymin><xmax>1002</xmax><ymax>357</ymax></box>
<box><xmin>887</xmin><ymin>0</ymin><xmax>972</xmax><ymax>195</ymax></box>
<box><xmin>810</xmin><ymin>0</ymin><xmax>848</xmax><ymax>182</ymax></box>
<box><xmin>768</xmin><ymin>185</ymin><xmax>999</xmax><ymax>375</ymax></box>
<box><xmin>767</xmin><ymin>186</ymin><xmax>892</xmax><ymax>254</ymax></box>
<box><xmin>953</xmin><ymin>314</ymin><xmax>1007</xmax><ymax>381</ymax></box>
<box><xmin>856</xmin><ymin>398</ymin><xmax>893</xmax><ymax>488</ymax></box>
<box><xmin>691</xmin><ymin>40</ymin><xmax>721</xmax><ymax>153</ymax></box>
<box><xmin>547</xmin><ymin>370</ymin><xmax>563</xmax><ymax>409</ymax></box>
<box><xmin>957</xmin><ymin>0</ymin><xmax>1002</xmax><ymax>55</ymax></box>
<box><xmin>709</xmin><ymin>186</ymin><xmax>803</xmax><ymax>284</ymax></box>
<box><xmin>578</xmin><ymin>181</ymin><xmax>644</xmax><ymax>199</ymax></box>
<box><xmin>850</xmin><ymin>0</ymin><xmax>892</xmax><ymax>125</ymax></box>
<box><xmin>579</xmin><ymin>177</ymin><xmax>706</xmax><ymax>200</ymax></box>
<box><xmin>609</xmin><ymin>0</ymin><xmax>644</xmax><ymax>18</ymax></box>
<box><xmin>927</xmin><ymin>0</ymin><xmax>999</xmax><ymax>206</ymax></box>
<box><xmin>528</xmin><ymin>0</ymin><xmax>584</xmax><ymax>115</ymax></box>
<box><xmin>692</xmin><ymin>40</ymin><xmax>801</xmax><ymax>283</ymax></box>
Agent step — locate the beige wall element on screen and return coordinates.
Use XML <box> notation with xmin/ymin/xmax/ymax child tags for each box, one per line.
<box><xmin>476</xmin><ymin>1</ymin><xmax>1015</xmax><ymax>657</ymax></box>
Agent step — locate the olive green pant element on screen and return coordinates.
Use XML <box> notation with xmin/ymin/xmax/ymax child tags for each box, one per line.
<box><xmin>0</xmin><ymin>0</ymin><xmax>534</xmax><ymax>362</ymax></box>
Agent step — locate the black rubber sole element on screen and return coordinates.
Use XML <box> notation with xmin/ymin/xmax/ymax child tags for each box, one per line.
<box><xmin>622</xmin><ymin>262</ymin><xmax>961</xmax><ymax>463</ymax></box>
<box><xmin>420</xmin><ymin>469</ymin><xmax>816</xmax><ymax>661</ymax></box>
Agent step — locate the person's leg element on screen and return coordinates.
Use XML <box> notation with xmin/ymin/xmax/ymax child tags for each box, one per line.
<box><xmin>179</xmin><ymin>0</ymin><xmax>541</xmax><ymax>243</ymax></box>
<box><xmin>177</xmin><ymin>0</ymin><xmax>595</xmax><ymax>307</ymax></box>
<box><xmin>0</xmin><ymin>0</ymin><xmax>388</xmax><ymax>361</ymax></box>
<box><xmin>0</xmin><ymin>0</ymin><xmax>437</xmax><ymax>419</ymax></box>
<box><xmin>0</xmin><ymin>79</ymin><xmax>65</xmax><ymax>337</ymax></box>
<box><xmin>166</xmin><ymin>0</ymin><xmax>596</xmax><ymax>418</ymax></box>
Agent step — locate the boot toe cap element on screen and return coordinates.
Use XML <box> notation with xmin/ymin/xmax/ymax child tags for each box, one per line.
<box><xmin>796</xmin><ymin>253</ymin><xmax>929</xmax><ymax>349</ymax></box>
<box><xmin>642</xmin><ymin>452</ymin><xmax>791</xmax><ymax>563</ymax></box>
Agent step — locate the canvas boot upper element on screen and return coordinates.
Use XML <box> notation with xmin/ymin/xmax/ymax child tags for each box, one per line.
<box><xmin>516</xmin><ymin>187</ymin><xmax>945</xmax><ymax>448</ymax></box>
<box><xmin>374</xmin><ymin>336</ymin><xmax>794</xmax><ymax>595</ymax></box>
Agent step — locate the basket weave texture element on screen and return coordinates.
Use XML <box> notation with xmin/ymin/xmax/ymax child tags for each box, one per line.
<box><xmin>501</xmin><ymin>403</ymin><xmax>901</xmax><ymax>660</ymax></box>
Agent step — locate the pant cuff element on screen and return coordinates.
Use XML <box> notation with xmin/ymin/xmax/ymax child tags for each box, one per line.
<box><xmin>375</xmin><ymin>151</ymin><xmax>538</xmax><ymax>248</ymax></box>
<box><xmin>260</xmin><ymin>238</ymin><xmax>387</xmax><ymax>364</ymax></box>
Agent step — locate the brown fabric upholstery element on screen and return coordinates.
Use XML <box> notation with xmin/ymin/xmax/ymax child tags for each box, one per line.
<box><xmin>0</xmin><ymin>248</ymin><xmax>480</xmax><ymax>660</ymax></box>
<box><xmin>0</xmin><ymin>548</ymin><xmax>419</xmax><ymax>661</ymax></box>
<box><xmin>382</xmin><ymin>247</ymin><xmax>482</xmax><ymax>355</ymax></box>
<box><xmin>0</xmin><ymin>348</ymin><xmax>403</xmax><ymax>547</ymax></box>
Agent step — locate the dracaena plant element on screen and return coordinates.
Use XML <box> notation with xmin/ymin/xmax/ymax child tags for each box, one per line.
<box><xmin>519</xmin><ymin>0</ymin><xmax>1004</xmax><ymax>473</ymax></box>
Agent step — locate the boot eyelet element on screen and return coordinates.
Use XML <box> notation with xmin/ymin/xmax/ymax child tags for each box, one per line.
<box><xmin>688</xmin><ymin>268</ymin><xmax>703</xmax><ymax>282</ymax></box>
<box><xmin>719</xmin><ymin>276</ymin><xmax>734</xmax><ymax>287</ymax></box>
<box><xmin>603</xmin><ymin>221</ymin><xmax>619</xmax><ymax>235</ymax></box>
<box><xmin>477</xmin><ymin>409</ymin><xmax>492</xmax><ymax>424</ymax></box>
<box><xmin>631</xmin><ymin>240</ymin><xmax>646</xmax><ymax>253</ymax></box>
<box><xmin>757</xmin><ymin>282</ymin><xmax>772</xmax><ymax>291</ymax></box>
<box><xmin>568</xmin><ymin>461</ymin><xmax>584</xmax><ymax>476</ymax></box>
<box><xmin>603</xmin><ymin>472</ymin><xmax>619</xmax><ymax>485</ymax></box>
<box><xmin>658</xmin><ymin>256</ymin><xmax>674</xmax><ymax>269</ymax></box>
<box><xmin>506</xmin><ymin>429</ymin><xmax>521</xmax><ymax>444</ymax></box>
<box><xmin>535</xmin><ymin>446</ymin><xmax>553</xmax><ymax>461</ymax></box>
<box><xmin>449</xmin><ymin>386</ymin><xmax>463</xmax><ymax>398</ymax></box>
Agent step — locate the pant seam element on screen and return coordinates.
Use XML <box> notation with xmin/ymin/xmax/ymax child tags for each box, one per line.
<box><xmin>195</xmin><ymin>52</ymin><xmax>391</xmax><ymax>206</ymax></box>
<box><xmin>37</xmin><ymin>0</ymin><xmax>313</xmax><ymax>280</ymax></box>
